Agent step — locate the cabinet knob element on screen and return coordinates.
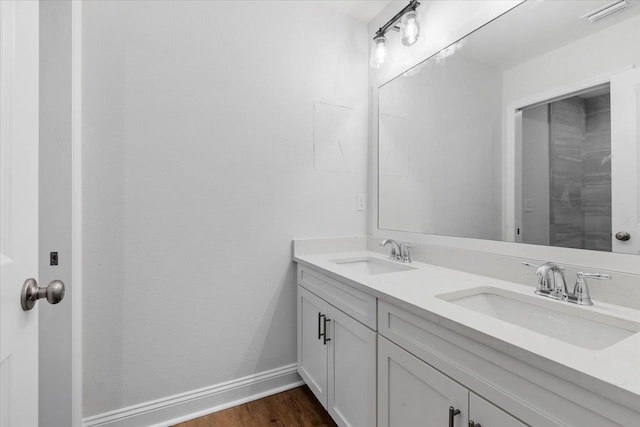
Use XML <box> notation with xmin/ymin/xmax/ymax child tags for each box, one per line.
<box><xmin>469</xmin><ymin>421</ymin><xmax>481</xmax><ymax>427</ymax></box>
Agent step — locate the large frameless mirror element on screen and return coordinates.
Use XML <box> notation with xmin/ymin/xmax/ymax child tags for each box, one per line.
<box><xmin>378</xmin><ymin>0</ymin><xmax>640</xmax><ymax>254</ymax></box>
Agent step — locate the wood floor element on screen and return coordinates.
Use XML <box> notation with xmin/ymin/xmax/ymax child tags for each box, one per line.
<box><xmin>173</xmin><ymin>386</ymin><xmax>338</xmax><ymax>427</ymax></box>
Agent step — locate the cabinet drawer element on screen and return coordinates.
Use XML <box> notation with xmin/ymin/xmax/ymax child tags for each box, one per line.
<box><xmin>298</xmin><ymin>265</ymin><xmax>377</xmax><ymax>330</ymax></box>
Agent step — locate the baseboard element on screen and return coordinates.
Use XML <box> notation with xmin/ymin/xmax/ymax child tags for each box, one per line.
<box><xmin>82</xmin><ymin>364</ymin><xmax>304</xmax><ymax>427</ymax></box>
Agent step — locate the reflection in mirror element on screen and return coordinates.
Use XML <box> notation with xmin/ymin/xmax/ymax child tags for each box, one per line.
<box><xmin>378</xmin><ymin>0</ymin><xmax>640</xmax><ymax>254</ymax></box>
<box><xmin>520</xmin><ymin>85</ymin><xmax>611</xmax><ymax>252</ymax></box>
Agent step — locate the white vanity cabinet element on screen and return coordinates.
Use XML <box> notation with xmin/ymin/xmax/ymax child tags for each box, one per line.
<box><xmin>378</xmin><ymin>336</ymin><xmax>468</xmax><ymax>427</ymax></box>
<box><xmin>297</xmin><ymin>286</ymin><xmax>328</xmax><ymax>403</ymax></box>
<box><xmin>378</xmin><ymin>300</ymin><xmax>638</xmax><ymax>427</ymax></box>
<box><xmin>378</xmin><ymin>337</ymin><xmax>526</xmax><ymax>427</ymax></box>
<box><xmin>294</xmin><ymin>255</ymin><xmax>640</xmax><ymax>427</ymax></box>
<box><xmin>297</xmin><ymin>266</ymin><xmax>376</xmax><ymax>427</ymax></box>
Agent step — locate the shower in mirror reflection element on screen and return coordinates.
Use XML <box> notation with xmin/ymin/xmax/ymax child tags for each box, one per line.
<box><xmin>520</xmin><ymin>85</ymin><xmax>612</xmax><ymax>252</ymax></box>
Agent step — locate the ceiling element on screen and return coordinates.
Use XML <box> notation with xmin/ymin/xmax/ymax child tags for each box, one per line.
<box><xmin>312</xmin><ymin>0</ymin><xmax>395</xmax><ymax>23</ymax></box>
<box><xmin>458</xmin><ymin>0</ymin><xmax>640</xmax><ymax>70</ymax></box>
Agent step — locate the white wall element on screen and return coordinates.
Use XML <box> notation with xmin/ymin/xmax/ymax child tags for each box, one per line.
<box><xmin>521</xmin><ymin>104</ymin><xmax>550</xmax><ymax>246</ymax></box>
<box><xmin>39</xmin><ymin>1</ymin><xmax>73</xmax><ymax>425</ymax></box>
<box><xmin>81</xmin><ymin>0</ymin><xmax>368</xmax><ymax>418</ymax></box>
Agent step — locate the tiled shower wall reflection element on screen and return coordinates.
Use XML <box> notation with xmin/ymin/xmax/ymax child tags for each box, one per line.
<box><xmin>549</xmin><ymin>94</ymin><xmax>611</xmax><ymax>251</ymax></box>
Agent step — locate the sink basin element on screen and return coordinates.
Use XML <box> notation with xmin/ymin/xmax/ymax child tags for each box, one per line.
<box><xmin>437</xmin><ymin>287</ymin><xmax>640</xmax><ymax>350</ymax></box>
<box><xmin>332</xmin><ymin>257</ymin><xmax>416</xmax><ymax>275</ymax></box>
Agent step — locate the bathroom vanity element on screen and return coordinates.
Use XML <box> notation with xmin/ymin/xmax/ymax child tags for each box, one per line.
<box><xmin>296</xmin><ymin>1</ymin><xmax>640</xmax><ymax>426</ymax></box>
<box><xmin>293</xmin><ymin>243</ymin><xmax>640</xmax><ymax>427</ymax></box>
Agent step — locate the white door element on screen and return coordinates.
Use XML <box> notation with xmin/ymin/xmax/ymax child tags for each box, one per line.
<box><xmin>326</xmin><ymin>304</ymin><xmax>376</xmax><ymax>427</ymax></box>
<box><xmin>378</xmin><ymin>337</ymin><xmax>468</xmax><ymax>427</ymax></box>
<box><xmin>0</xmin><ymin>1</ymin><xmax>40</xmax><ymax>426</ymax></box>
<box><xmin>297</xmin><ymin>285</ymin><xmax>328</xmax><ymax>407</ymax></box>
<box><xmin>611</xmin><ymin>67</ymin><xmax>640</xmax><ymax>254</ymax></box>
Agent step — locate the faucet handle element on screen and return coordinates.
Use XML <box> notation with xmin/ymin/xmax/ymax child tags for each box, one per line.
<box><xmin>579</xmin><ymin>272</ymin><xmax>611</xmax><ymax>280</ymax></box>
<box><xmin>399</xmin><ymin>242</ymin><xmax>415</xmax><ymax>263</ymax></box>
<box><xmin>572</xmin><ymin>272</ymin><xmax>611</xmax><ymax>306</ymax></box>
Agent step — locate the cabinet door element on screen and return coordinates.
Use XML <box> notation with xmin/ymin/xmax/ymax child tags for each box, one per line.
<box><xmin>327</xmin><ymin>304</ymin><xmax>376</xmax><ymax>427</ymax></box>
<box><xmin>378</xmin><ymin>337</ymin><xmax>468</xmax><ymax>427</ymax></box>
<box><xmin>297</xmin><ymin>285</ymin><xmax>328</xmax><ymax>408</ymax></box>
<box><xmin>469</xmin><ymin>392</ymin><xmax>529</xmax><ymax>427</ymax></box>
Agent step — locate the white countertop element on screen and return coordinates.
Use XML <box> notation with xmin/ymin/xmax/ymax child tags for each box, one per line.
<box><xmin>294</xmin><ymin>250</ymin><xmax>640</xmax><ymax>410</ymax></box>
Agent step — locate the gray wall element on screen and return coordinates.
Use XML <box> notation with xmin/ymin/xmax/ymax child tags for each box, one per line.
<box><xmin>81</xmin><ymin>0</ymin><xmax>368</xmax><ymax>417</ymax></box>
<box><xmin>39</xmin><ymin>1</ymin><xmax>72</xmax><ymax>426</ymax></box>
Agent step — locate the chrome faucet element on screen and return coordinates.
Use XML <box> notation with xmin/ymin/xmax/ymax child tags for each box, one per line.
<box><xmin>380</xmin><ymin>239</ymin><xmax>415</xmax><ymax>263</ymax></box>
<box><xmin>522</xmin><ymin>262</ymin><xmax>611</xmax><ymax>306</ymax></box>
<box><xmin>381</xmin><ymin>239</ymin><xmax>401</xmax><ymax>260</ymax></box>
<box><xmin>534</xmin><ymin>262</ymin><xmax>568</xmax><ymax>300</ymax></box>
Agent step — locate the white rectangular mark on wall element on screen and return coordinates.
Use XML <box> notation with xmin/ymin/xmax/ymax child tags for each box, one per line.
<box><xmin>379</xmin><ymin>114</ymin><xmax>410</xmax><ymax>177</ymax></box>
<box><xmin>313</xmin><ymin>101</ymin><xmax>356</xmax><ymax>172</ymax></box>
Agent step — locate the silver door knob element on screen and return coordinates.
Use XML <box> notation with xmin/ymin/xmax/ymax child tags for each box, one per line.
<box><xmin>21</xmin><ymin>278</ymin><xmax>65</xmax><ymax>311</ymax></box>
<box><xmin>615</xmin><ymin>231</ymin><xmax>631</xmax><ymax>241</ymax></box>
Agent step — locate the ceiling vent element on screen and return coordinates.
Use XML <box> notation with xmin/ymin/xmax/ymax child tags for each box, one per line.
<box><xmin>582</xmin><ymin>0</ymin><xmax>630</xmax><ymax>23</ymax></box>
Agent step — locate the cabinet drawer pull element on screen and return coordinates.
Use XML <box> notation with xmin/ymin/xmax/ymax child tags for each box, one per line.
<box><xmin>449</xmin><ymin>406</ymin><xmax>460</xmax><ymax>427</ymax></box>
<box><xmin>318</xmin><ymin>312</ymin><xmax>323</xmax><ymax>340</ymax></box>
<box><xmin>323</xmin><ymin>317</ymin><xmax>332</xmax><ymax>345</ymax></box>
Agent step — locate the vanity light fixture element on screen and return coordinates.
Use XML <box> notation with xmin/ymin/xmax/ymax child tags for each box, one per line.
<box><xmin>400</xmin><ymin>10</ymin><xmax>421</xmax><ymax>46</ymax></box>
<box><xmin>582</xmin><ymin>0</ymin><xmax>629</xmax><ymax>23</ymax></box>
<box><xmin>369</xmin><ymin>0</ymin><xmax>421</xmax><ymax>69</ymax></box>
<box><xmin>370</xmin><ymin>35</ymin><xmax>390</xmax><ymax>69</ymax></box>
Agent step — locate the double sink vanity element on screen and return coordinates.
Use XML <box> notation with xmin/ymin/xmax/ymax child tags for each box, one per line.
<box><xmin>293</xmin><ymin>238</ymin><xmax>640</xmax><ymax>427</ymax></box>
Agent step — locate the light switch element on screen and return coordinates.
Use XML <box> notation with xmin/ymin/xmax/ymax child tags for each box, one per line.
<box><xmin>525</xmin><ymin>198</ymin><xmax>534</xmax><ymax>212</ymax></box>
<box><xmin>357</xmin><ymin>193</ymin><xmax>367</xmax><ymax>211</ymax></box>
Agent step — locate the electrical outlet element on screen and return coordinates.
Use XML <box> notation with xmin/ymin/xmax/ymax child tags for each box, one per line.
<box><xmin>357</xmin><ymin>193</ymin><xmax>367</xmax><ymax>211</ymax></box>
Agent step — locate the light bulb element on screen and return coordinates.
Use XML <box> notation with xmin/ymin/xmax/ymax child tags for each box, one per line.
<box><xmin>401</xmin><ymin>10</ymin><xmax>420</xmax><ymax>47</ymax></box>
<box><xmin>369</xmin><ymin>35</ymin><xmax>390</xmax><ymax>69</ymax></box>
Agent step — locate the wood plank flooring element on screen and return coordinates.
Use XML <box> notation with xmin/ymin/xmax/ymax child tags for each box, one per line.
<box><xmin>173</xmin><ymin>386</ymin><xmax>338</xmax><ymax>427</ymax></box>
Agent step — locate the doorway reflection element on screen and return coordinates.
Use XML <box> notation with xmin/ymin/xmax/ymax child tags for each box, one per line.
<box><xmin>521</xmin><ymin>85</ymin><xmax>612</xmax><ymax>251</ymax></box>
